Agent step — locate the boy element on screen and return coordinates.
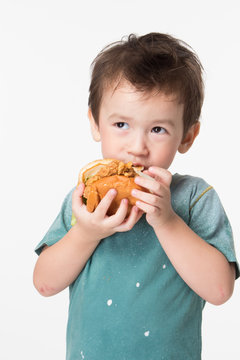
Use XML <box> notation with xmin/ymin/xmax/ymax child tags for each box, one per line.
<box><xmin>34</xmin><ymin>33</ymin><xmax>239</xmax><ymax>359</ymax></box>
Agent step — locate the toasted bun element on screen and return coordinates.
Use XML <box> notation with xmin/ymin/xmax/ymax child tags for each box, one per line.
<box><xmin>78</xmin><ymin>159</ymin><xmax>116</xmax><ymax>185</ymax></box>
<box><xmin>84</xmin><ymin>175</ymin><xmax>144</xmax><ymax>216</ymax></box>
<box><xmin>78</xmin><ymin>159</ymin><xmax>149</xmax><ymax>216</ymax></box>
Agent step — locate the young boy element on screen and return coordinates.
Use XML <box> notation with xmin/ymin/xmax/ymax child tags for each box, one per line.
<box><xmin>34</xmin><ymin>33</ymin><xmax>239</xmax><ymax>359</ymax></box>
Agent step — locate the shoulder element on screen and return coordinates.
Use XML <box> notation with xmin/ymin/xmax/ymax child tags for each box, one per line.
<box><xmin>171</xmin><ymin>175</ymin><xmax>239</xmax><ymax>279</ymax></box>
<box><xmin>171</xmin><ymin>173</ymin><xmax>210</xmax><ymax>192</ymax></box>
<box><xmin>52</xmin><ymin>187</ymin><xmax>75</xmax><ymax>232</ymax></box>
<box><xmin>62</xmin><ymin>187</ymin><xmax>75</xmax><ymax>222</ymax></box>
<box><xmin>171</xmin><ymin>173</ymin><xmax>213</xmax><ymax>203</ymax></box>
<box><xmin>34</xmin><ymin>187</ymin><xmax>75</xmax><ymax>255</ymax></box>
<box><xmin>62</xmin><ymin>187</ymin><xmax>75</xmax><ymax>210</ymax></box>
<box><xmin>170</xmin><ymin>173</ymin><xmax>214</xmax><ymax>223</ymax></box>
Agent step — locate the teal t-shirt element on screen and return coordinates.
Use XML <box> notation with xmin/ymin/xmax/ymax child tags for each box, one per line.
<box><xmin>35</xmin><ymin>174</ymin><xmax>239</xmax><ymax>360</ymax></box>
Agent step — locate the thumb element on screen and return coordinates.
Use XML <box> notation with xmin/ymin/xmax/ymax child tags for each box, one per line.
<box><xmin>72</xmin><ymin>182</ymin><xmax>85</xmax><ymax>208</ymax></box>
<box><xmin>71</xmin><ymin>183</ymin><xmax>86</xmax><ymax>226</ymax></box>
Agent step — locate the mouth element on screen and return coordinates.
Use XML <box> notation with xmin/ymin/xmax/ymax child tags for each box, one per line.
<box><xmin>132</xmin><ymin>163</ymin><xmax>147</xmax><ymax>171</ymax></box>
<box><xmin>119</xmin><ymin>159</ymin><xmax>147</xmax><ymax>171</ymax></box>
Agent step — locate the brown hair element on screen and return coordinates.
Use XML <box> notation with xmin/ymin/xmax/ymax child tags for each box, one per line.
<box><xmin>88</xmin><ymin>32</ymin><xmax>204</xmax><ymax>136</ymax></box>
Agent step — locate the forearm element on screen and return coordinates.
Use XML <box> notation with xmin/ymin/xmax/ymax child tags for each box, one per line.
<box><xmin>154</xmin><ymin>215</ymin><xmax>235</xmax><ymax>305</ymax></box>
<box><xmin>34</xmin><ymin>184</ymin><xmax>143</xmax><ymax>297</ymax></box>
<box><xmin>33</xmin><ymin>224</ymin><xmax>100</xmax><ymax>297</ymax></box>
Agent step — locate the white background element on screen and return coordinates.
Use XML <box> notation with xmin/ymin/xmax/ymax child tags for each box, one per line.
<box><xmin>0</xmin><ymin>0</ymin><xmax>239</xmax><ymax>359</ymax></box>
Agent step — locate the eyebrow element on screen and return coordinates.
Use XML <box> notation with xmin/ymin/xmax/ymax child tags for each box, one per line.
<box><xmin>108</xmin><ymin>113</ymin><xmax>133</xmax><ymax>122</ymax></box>
<box><xmin>108</xmin><ymin>113</ymin><xmax>176</xmax><ymax>128</ymax></box>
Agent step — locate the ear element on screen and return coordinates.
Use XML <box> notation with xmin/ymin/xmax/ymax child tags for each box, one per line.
<box><xmin>178</xmin><ymin>122</ymin><xmax>200</xmax><ymax>154</ymax></box>
<box><xmin>88</xmin><ymin>108</ymin><xmax>101</xmax><ymax>142</ymax></box>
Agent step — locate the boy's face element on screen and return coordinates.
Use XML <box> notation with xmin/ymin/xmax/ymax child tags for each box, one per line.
<box><xmin>89</xmin><ymin>81</ymin><xmax>198</xmax><ymax>170</ymax></box>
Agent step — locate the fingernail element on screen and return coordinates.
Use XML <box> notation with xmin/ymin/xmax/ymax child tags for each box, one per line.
<box><xmin>132</xmin><ymin>189</ymin><xmax>137</xmax><ymax>196</ymax></box>
<box><xmin>133</xmin><ymin>206</ymin><xmax>139</xmax><ymax>212</ymax></box>
<box><xmin>110</xmin><ymin>189</ymin><xmax>117</xmax><ymax>195</ymax></box>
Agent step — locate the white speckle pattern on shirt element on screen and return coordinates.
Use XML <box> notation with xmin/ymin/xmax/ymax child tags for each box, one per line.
<box><xmin>107</xmin><ymin>299</ymin><xmax>113</xmax><ymax>306</ymax></box>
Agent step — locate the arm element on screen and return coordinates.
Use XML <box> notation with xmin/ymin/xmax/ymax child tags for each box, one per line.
<box><xmin>133</xmin><ymin>167</ymin><xmax>235</xmax><ymax>305</ymax></box>
<box><xmin>154</xmin><ymin>215</ymin><xmax>235</xmax><ymax>305</ymax></box>
<box><xmin>33</xmin><ymin>225</ymin><xmax>100</xmax><ymax>297</ymax></box>
<box><xmin>33</xmin><ymin>184</ymin><xmax>143</xmax><ymax>297</ymax></box>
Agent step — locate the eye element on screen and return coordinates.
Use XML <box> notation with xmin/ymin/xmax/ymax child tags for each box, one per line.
<box><xmin>115</xmin><ymin>122</ymin><xmax>129</xmax><ymax>130</ymax></box>
<box><xmin>151</xmin><ymin>126</ymin><xmax>166</xmax><ymax>134</ymax></box>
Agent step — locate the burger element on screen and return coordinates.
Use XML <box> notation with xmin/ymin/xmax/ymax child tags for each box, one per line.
<box><xmin>73</xmin><ymin>159</ymin><xmax>150</xmax><ymax>220</ymax></box>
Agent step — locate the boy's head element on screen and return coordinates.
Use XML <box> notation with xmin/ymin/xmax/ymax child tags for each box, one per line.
<box><xmin>88</xmin><ymin>32</ymin><xmax>204</xmax><ymax>138</ymax></box>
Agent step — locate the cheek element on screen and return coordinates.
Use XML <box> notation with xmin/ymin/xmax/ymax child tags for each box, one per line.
<box><xmin>167</xmin><ymin>141</ymin><xmax>181</xmax><ymax>159</ymax></box>
<box><xmin>100</xmin><ymin>135</ymin><xmax>119</xmax><ymax>157</ymax></box>
<box><xmin>151</xmin><ymin>142</ymin><xmax>179</xmax><ymax>168</ymax></box>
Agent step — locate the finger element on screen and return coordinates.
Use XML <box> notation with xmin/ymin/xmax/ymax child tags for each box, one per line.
<box><xmin>105</xmin><ymin>198</ymin><xmax>129</xmax><ymax>227</ymax></box>
<box><xmin>114</xmin><ymin>205</ymin><xmax>142</xmax><ymax>232</ymax></box>
<box><xmin>126</xmin><ymin>206</ymin><xmax>144</xmax><ymax>225</ymax></box>
<box><xmin>143</xmin><ymin>170</ymin><xmax>154</xmax><ymax>177</ymax></box>
<box><xmin>147</xmin><ymin>167</ymin><xmax>172</xmax><ymax>187</ymax></box>
<box><xmin>134</xmin><ymin>176</ymin><xmax>163</xmax><ymax>195</ymax></box>
<box><xmin>132</xmin><ymin>188</ymin><xmax>162</xmax><ymax>205</ymax></box>
<box><xmin>135</xmin><ymin>200</ymin><xmax>159</xmax><ymax>215</ymax></box>
<box><xmin>72</xmin><ymin>183</ymin><xmax>85</xmax><ymax>209</ymax></box>
<box><xmin>136</xmin><ymin>209</ymin><xmax>144</xmax><ymax>222</ymax></box>
<box><xmin>94</xmin><ymin>189</ymin><xmax>117</xmax><ymax>217</ymax></box>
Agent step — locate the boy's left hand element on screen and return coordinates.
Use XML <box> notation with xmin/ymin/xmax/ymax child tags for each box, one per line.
<box><xmin>132</xmin><ymin>167</ymin><xmax>176</xmax><ymax>229</ymax></box>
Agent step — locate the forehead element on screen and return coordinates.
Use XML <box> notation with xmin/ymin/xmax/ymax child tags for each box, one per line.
<box><xmin>101</xmin><ymin>80</ymin><xmax>181</xmax><ymax>105</ymax></box>
<box><xmin>100</xmin><ymin>80</ymin><xmax>183</xmax><ymax>119</ymax></box>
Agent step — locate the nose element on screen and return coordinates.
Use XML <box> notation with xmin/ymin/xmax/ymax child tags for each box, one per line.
<box><xmin>127</xmin><ymin>132</ymin><xmax>149</xmax><ymax>157</ymax></box>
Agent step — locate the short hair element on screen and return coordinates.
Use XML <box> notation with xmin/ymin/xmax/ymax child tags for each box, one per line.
<box><xmin>88</xmin><ymin>32</ymin><xmax>204</xmax><ymax>136</ymax></box>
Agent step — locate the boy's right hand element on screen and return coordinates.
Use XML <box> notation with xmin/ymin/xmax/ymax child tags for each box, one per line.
<box><xmin>72</xmin><ymin>183</ymin><xmax>143</xmax><ymax>243</ymax></box>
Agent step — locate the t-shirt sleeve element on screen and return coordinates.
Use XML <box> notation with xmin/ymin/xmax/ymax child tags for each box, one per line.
<box><xmin>189</xmin><ymin>180</ymin><xmax>239</xmax><ymax>279</ymax></box>
<box><xmin>35</xmin><ymin>189</ymin><xmax>74</xmax><ymax>255</ymax></box>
